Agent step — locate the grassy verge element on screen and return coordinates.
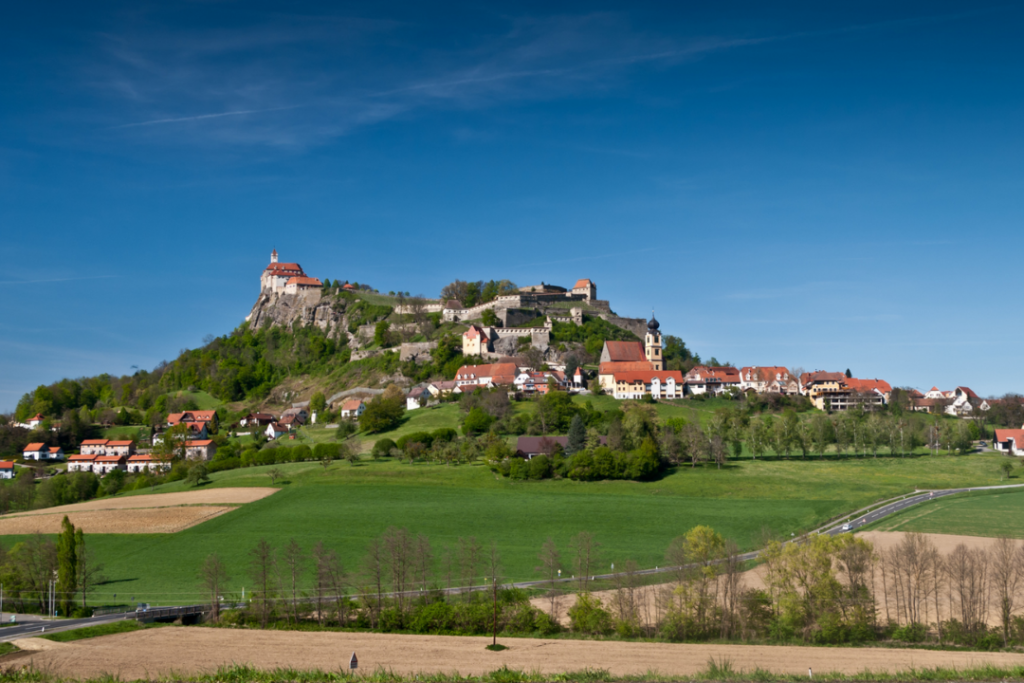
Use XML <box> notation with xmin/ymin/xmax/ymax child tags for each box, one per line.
<box><xmin>0</xmin><ymin>662</ymin><xmax>1023</xmax><ymax>682</ymax></box>
<box><xmin>38</xmin><ymin>620</ymin><xmax>151</xmax><ymax>643</ymax></box>
<box><xmin>860</xmin><ymin>487</ymin><xmax>1024</xmax><ymax>538</ymax></box>
<box><xmin>0</xmin><ymin>642</ymin><xmax>18</xmax><ymax>657</ymax></box>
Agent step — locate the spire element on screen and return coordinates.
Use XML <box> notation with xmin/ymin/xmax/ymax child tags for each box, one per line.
<box><xmin>271</xmin><ymin>249</ymin><xmax>279</xmax><ymax>264</ymax></box>
<box><xmin>647</xmin><ymin>310</ymin><xmax>660</xmax><ymax>332</ymax></box>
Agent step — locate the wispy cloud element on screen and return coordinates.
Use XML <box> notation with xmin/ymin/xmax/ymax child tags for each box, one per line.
<box><xmin>114</xmin><ymin>106</ymin><xmax>303</xmax><ymax>129</ymax></box>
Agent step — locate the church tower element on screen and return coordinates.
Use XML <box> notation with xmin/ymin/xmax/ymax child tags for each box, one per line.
<box><xmin>270</xmin><ymin>248</ymin><xmax>279</xmax><ymax>264</ymax></box>
<box><xmin>645</xmin><ymin>313</ymin><xmax>663</xmax><ymax>371</ymax></box>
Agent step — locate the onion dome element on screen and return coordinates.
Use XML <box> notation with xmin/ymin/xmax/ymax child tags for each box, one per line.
<box><xmin>648</xmin><ymin>313</ymin><xmax>660</xmax><ymax>331</ymax></box>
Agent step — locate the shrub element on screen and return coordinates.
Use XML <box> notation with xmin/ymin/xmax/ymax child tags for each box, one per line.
<box><xmin>371</xmin><ymin>438</ymin><xmax>396</xmax><ymax>458</ymax></box>
<box><xmin>568</xmin><ymin>593</ymin><xmax>613</xmax><ymax>635</ymax></box>
<box><xmin>291</xmin><ymin>444</ymin><xmax>312</xmax><ymax>462</ymax></box>
<box><xmin>432</xmin><ymin>427</ymin><xmax>458</xmax><ymax>443</ymax></box>
<box><xmin>462</xmin><ymin>407</ymin><xmax>495</xmax><ymax>436</ymax></box>
<box><xmin>527</xmin><ymin>454</ymin><xmax>551</xmax><ymax>480</ymax></box>
<box><xmin>396</xmin><ymin>432</ymin><xmax>434</xmax><ymax>451</ymax></box>
<box><xmin>313</xmin><ymin>443</ymin><xmax>340</xmax><ymax>461</ymax></box>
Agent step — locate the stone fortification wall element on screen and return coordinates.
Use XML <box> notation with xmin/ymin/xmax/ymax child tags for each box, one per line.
<box><xmin>246</xmin><ymin>290</ymin><xmax>338</xmax><ymax>336</ymax></box>
<box><xmin>499</xmin><ymin>308</ymin><xmax>538</xmax><ymax>327</ymax></box>
<box><xmin>399</xmin><ymin>341</ymin><xmax>437</xmax><ymax>362</ymax></box>
<box><xmin>598</xmin><ymin>315</ymin><xmax>647</xmax><ymax>338</ymax></box>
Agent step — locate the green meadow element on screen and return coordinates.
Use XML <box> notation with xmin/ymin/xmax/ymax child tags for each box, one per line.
<box><xmin>28</xmin><ymin>449</ymin><xmax>1012</xmax><ymax>606</ymax></box>
<box><xmin>864</xmin><ymin>486</ymin><xmax>1024</xmax><ymax>538</ymax></box>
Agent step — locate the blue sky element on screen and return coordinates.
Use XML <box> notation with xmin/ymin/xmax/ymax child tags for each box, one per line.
<box><xmin>2</xmin><ymin>1</ymin><xmax>1022</xmax><ymax>411</ymax></box>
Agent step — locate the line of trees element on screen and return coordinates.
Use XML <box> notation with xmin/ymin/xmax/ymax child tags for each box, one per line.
<box><xmin>0</xmin><ymin>517</ymin><xmax>102</xmax><ymax>617</ymax></box>
<box><xmin>205</xmin><ymin>528</ymin><xmax>1024</xmax><ymax>651</ymax></box>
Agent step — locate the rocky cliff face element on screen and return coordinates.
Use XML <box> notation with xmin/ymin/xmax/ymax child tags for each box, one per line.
<box><xmin>246</xmin><ymin>290</ymin><xmax>347</xmax><ymax>340</ymax></box>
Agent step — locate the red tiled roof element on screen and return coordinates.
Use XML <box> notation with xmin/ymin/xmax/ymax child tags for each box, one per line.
<box><xmin>341</xmin><ymin>399</ymin><xmax>363</xmax><ymax>411</ymax></box>
<box><xmin>342</xmin><ymin>283</ymin><xmax>356</xmax><ymax>290</ymax></box>
<box><xmin>49</xmin><ymin>447</ymin><xmax>62</xmax><ymax>453</ymax></box>
<box><xmin>995</xmin><ymin>429</ymin><xmax>1024</xmax><ymax>444</ymax></box>
<box><xmin>265</xmin><ymin>262</ymin><xmax>304</xmax><ymax>273</ymax></box>
<box><xmin>185</xmin><ymin>440</ymin><xmax>214</xmax><ymax>447</ymax></box>
<box><xmin>930</xmin><ymin>386</ymin><xmax>940</xmax><ymax>392</ymax></box>
<box><xmin>94</xmin><ymin>455</ymin><xmax>125</xmax><ymax>463</ymax></box>
<box><xmin>127</xmin><ymin>454</ymin><xmax>157</xmax><ymax>462</ymax></box>
<box><xmin>740</xmin><ymin>366</ymin><xmax>790</xmax><ymax>381</ymax></box>
<box><xmin>956</xmin><ymin>386</ymin><xmax>979</xmax><ymax>399</ymax></box>
<box><xmin>24</xmin><ymin>443</ymin><xmax>47</xmax><ymax>451</ymax></box>
<box><xmin>69</xmin><ymin>454</ymin><xmax>97</xmax><ymax>462</ymax></box>
<box><xmin>81</xmin><ymin>439</ymin><xmax>109</xmax><ymax>446</ymax></box>
<box><xmin>599</xmin><ymin>361</ymin><xmax>653</xmax><ymax>375</ymax></box>
<box><xmin>454</xmin><ymin>362</ymin><xmax>518</xmax><ymax>385</ymax></box>
<box><xmin>801</xmin><ymin>371</ymin><xmax>847</xmax><ymax>386</ymax></box>
<box><xmin>603</xmin><ymin>341</ymin><xmax>646</xmax><ymax>363</ymax></box>
<box><xmin>573</xmin><ymin>279</ymin><xmax>594</xmax><ymax>289</ymax></box>
<box><xmin>286</xmin><ymin>276</ymin><xmax>322</xmax><ymax>287</ymax></box>
<box><xmin>612</xmin><ymin>370</ymin><xmax>684</xmax><ymax>383</ymax></box>
<box><xmin>464</xmin><ymin>324</ymin><xmax>485</xmax><ymax>340</ymax></box>
<box><xmin>0</xmin><ymin>461</ymin><xmax>14</xmax><ymax>470</ymax></box>
<box><xmin>107</xmin><ymin>440</ymin><xmax>134</xmax><ymax>447</ymax></box>
<box><xmin>846</xmin><ymin>378</ymin><xmax>893</xmax><ymax>394</ymax></box>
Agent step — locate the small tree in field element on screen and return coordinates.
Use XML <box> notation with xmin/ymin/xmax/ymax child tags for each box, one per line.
<box><xmin>200</xmin><ymin>553</ymin><xmax>229</xmax><ymax>622</ymax></box>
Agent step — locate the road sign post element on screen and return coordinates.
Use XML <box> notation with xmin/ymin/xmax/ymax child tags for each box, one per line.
<box><xmin>349</xmin><ymin>653</ymin><xmax>358</xmax><ymax>670</ymax></box>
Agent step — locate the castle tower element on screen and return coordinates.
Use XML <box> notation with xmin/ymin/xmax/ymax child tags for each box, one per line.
<box><xmin>270</xmin><ymin>248</ymin><xmax>279</xmax><ymax>264</ymax></box>
<box><xmin>645</xmin><ymin>312</ymin><xmax>663</xmax><ymax>371</ymax></box>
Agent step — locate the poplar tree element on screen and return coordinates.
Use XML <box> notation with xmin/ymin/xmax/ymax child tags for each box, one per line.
<box><xmin>57</xmin><ymin>516</ymin><xmax>77</xmax><ymax>616</ymax></box>
<box><xmin>566</xmin><ymin>415</ymin><xmax>586</xmax><ymax>455</ymax></box>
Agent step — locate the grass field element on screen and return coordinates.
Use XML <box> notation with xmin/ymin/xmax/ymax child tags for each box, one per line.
<box><xmin>862</xmin><ymin>486</ymin><xmax>1024</xmax><ymax>538</ymax></box>
<box><xmin>160</xmin><ymin>390</ymin><xmax>224</xmax><ymax>410</ymax></box>
<box><xmin>10</xmin><ymin>448</ymin><xmax>1009</xmax><ymax>606</ymax></box>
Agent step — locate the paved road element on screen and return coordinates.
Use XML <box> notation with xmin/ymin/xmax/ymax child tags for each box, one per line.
<box><xmin>0</xmin><ymin>612</ymin><xmax>133</xmax><ymax>643</ymax></box>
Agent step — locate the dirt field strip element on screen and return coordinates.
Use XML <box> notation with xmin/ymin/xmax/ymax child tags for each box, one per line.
<box><xmin>2</xmin><ymin>487</ymin><xmax>278</xmax><ymax>517</ymax></box>
<box><xmin>0</xmin><ymin>488</ymin><xmax>278</xmax><ymax>535</ymax></box>
<box><xmin>8</xmin><ymin>627</ymin><xmax>1024</xmax><ymax>679</ymax></box>
<box><xmin>0</xmin><ymin>506</ymin><xmax>236</xmax><ymax>535</ymax></box>
<box><xmin>531</xmin><ymin>531</ymin><xmax>1018</xmax><ymax>628</ymax></box>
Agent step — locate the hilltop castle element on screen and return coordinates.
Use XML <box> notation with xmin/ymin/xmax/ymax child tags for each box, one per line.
<box><xmin>260</xmin><ymin>250</ymin><xmax>322</xmax><ymax>294</ymax></box>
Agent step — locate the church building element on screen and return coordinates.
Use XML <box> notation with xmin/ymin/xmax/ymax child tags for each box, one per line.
<box><xmin>260</xmin><ymin>250</ymin><xmax>315</xmax><ymax>294</ymax></box>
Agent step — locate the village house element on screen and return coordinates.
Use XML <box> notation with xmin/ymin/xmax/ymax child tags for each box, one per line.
<box><xmin>427</xmin><ymin>380</ymin><xmax>459</xmax><ymax>397</ymax></box>
<box><xmin>127</xmin><ymin>454</ymin><xmax>171</xmax><ymax>473</ymax></box>
<box><xmin>597</xmin><ymin>316</ymin><xmax>666</xmax><ymax>394</ymax></box>
<box><xmin>572</xmin><ymin>366</ymin><xmax>586</xmax><ymax>390</ymax></box>
<box><xmin>514</xmin><ymin>370</ymin><xmax>568</xmax><ymax>394</ymax></box>
<box><xmin>105</xmin><ymin>440</ymin><xmax>136</xmax><ymax>457</ymax></box>
<box><xmin>340</xmin><ymin>400</ymin><xmax>365</xmax><ymax>419</ymax></box>
<box><xmin>800</xmin><ymin>372</ymin><xmax>889</xmax><ymax>411</ymax></box>
<box><xmin>406</xmin><ymin>387</ymin><xmax>429</xmax><ymax>410</ymax></box>
<box><xmin>739</xmin><ymin>367</ymin><xmax>797</xmax><ymax>394</ymax></box>
<box><xmin>278</xmin><ymin>414</ymin><xmax>303</xmax><ymax>430</ymax></box>
<box><xmin>462</xmin><ymin>324</ymin><xmax>489</xmax><ymax>356</ymax></box>
<box><xmin>571</xmin><ymin>278</ymin><xmax>597</xmax><ymax>301</ymax></box>
<box><xmin>22</xmin><ymin>443</ymin><xmax>47</xmax><ymax>460</ymax></box>
<box><xmin>80</xmin><ymin>439</ymin><xmax>110</xmax><ymax>455</ymax></box>
<box><xmin>947</xmin><ymin>386</ymin><xmax>980</xmax><ymax>416</ymax></box>
<box><xmin>67</xmin><ymin>454</ymin><xmax>97</xmax><ymax>472</ymax></box>
<box><xmin>684</xmin><ymin>366</ymin><xmax>741</xmax><ymax>396</ymax></box>
<box><xmin>281</xmin><ymin>407</ymin><xmax>309</xmax><ymax>423</ymax></box>
<box><xmin>613</xmin><ymin>370</ymin><xmax>685</xmax><ymax>400</ymax></box>
<box><xmin>93</xmin><ymin>455</ymin><xmax>127</xmax><ymax>475</ymax></box>
<box><xmin>27</xmin><ymin>414</ymin><xmax>45</xmax><ymax>429</ymax></box>
<box><xmin>240</xmin><ymin>413</ymin><xmax>275</xmax><ymax>427</ymax></box>
<box><xmin>0</xmin><ymin>461</ymin><xmax>14</xmax><ymax>480</ymax></box>
<box><xmin>265</xmin><ymin>422</ymin><xmax>288</xmax><ymax>440</ymax></box>
<box><xmin>167</xmin><ymin>410</ymin><xmax>219</xmax><ymax>432</ymax></box>
<box><xmin>515</xmin><ymin>435</ymin><xmax>608</xmax><ymax>459</ymax></box>
<box><xmin>993</xmin><ymin>429</ymin><xmax>1024</xmax><ymax>456</ymax></box>
<box><xmin>184</xmin><ymin>440</ymin><xmax>217</xmax><ymax>461</ymax></box>
<box><xmin>453</xmin><ymin>362</ymin><xmax>518</xmax><ymax>388</ymax></box>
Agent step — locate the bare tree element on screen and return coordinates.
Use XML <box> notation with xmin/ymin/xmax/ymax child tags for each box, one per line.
<box><xmin>75</xmin><ymin>530</ymin><xmax>104</xmax><ymax>611</ymax></box>
<box><xmin>248</xmin><ymin>539</ymin><xmax>278</xmax><ymax>629</ymax></box>
<box><xmin>282</xmin><ymin>539</ymin><xmax>304</xmax><ymax>625</ymax></box>
<box><xmin>611</xmin><ymin>559</ymin><xmax>642</xmax><ymax>634</ymax></box>
<box><xmin>383</xmin><ymin>527</ymin><xmax>412</xmax><ymax>614</ymax></box>
<box><xmin>412</xmin><ymin>534</ymin><xmax>433</xmax><ymax>596</ymax></box>
<box><xmin>363</xmin><ymin>537</ymin><xmax>386</xmax><ymax>627</ymax></box>
<box><xmin>458</xmin><ymin>537</ymin><xmax>483</xmax><ymax>600</ymax></box>
<box><xmin>200</xmin><ymin>554</ymin><xmax>229</xmax><ymax>623</ymax></box>
<box><xmin>719</xmin><ymin>540</ymin><xmax>743</xmax><ymax>639</ymax></box>
<box><xmin>536</xmin><ymin>538</ymin><xmax>562</xmax><ymax>618</ymax></box>
<box><xmin>945</xmin><ymin>543</ymin><xmax>990</xmax><ymax>639</ymax></box>
<box><xmin>570</xmin><ymin>531</ymin><xmax>600</xmax><ymax>593</ymax></box>
<box><xmin>990</xmin><ymin>536</ymin><xmax>1023</xmax><ymax>646</ymax></box>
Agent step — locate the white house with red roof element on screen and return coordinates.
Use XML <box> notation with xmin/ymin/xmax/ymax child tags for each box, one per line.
<box><xmin>67</xmin><ymin>454</ymin><xmax>97</xmax><ymax>473</ymax></box>
<box><xmin>127</xmin><ymin>454</ymin><xmax>171</xmax><ymax>473</ymax></box>
<box><xmin>993</xmin><ymin>429</ymin><xmax>1024</xmax><ymax>456</ymax></box>
<box><xmin>93</xmin><ymin>455</ymin><xmax>127</xmax><ymax>475</ymax></box>
<box><xmin>739</xmin><ymin>367</ymin><xmax>797</xmax><ymax>394</ymax></box>
<box><xmin>454</xmin><ymin>362</ymin><xmax>518</xmax><ymax>388</ymax></box>
<box><xmin>947</xmin><ymin>386</ymin><xmax>980</xmax><ymax>416</ymax></box>
<box><xmin>684</xmin><ymin>366</ymin><xmax>741</xmax><ymax>396</ymax></box>
<box><xmin>340</xmin><ymin>399</ymin><xmax>365</xmax><ymax>419</ymax></box>
<box><xmin>612</xmin><ymin>370</ymin><xmax>685</xmax><ymax>400</ymax></box>
<box><xmin>265</xmin><ymin>422</ymin><xmax>288</xmax><ymax>440</ymax></box>
<box><xmin>27</xmin><ymin>414</ymin><xmax>45</xmax><ymax>429</ymax></box>
<box><xmin>0</xmin><ymin>461</ymin><xmax>14</xmax><ymax>480</ymax></box>
<box><xmin>184</xmin><ymin>440</ymin><xmax>217</xmax><ymax>461</ymax></box>
<box><xmin>260</xmin><ymin>250</ymin><xmax>309</xmax><ymax>294</ymax></box>
<box><xmin>23</xmin><ymin>443</ymin><xmax>52</xmax><ymax>461</ymax></box>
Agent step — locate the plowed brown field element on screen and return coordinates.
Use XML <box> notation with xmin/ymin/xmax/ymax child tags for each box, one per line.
<box><xmin>0</xmin><ymin>506</ymin><xmax>235</xmax><ymax>534</ymax></box>
<box><xmin>0</xmin><ymin>487</ymin><xmax>278</xmax><ymax>534</ymax></box>
<box><xmin>7</xmin><ymin>627</ymin><xmax>1024</xmax><ymax>679</ymax></box>
<box><xmin>3</xmin><ymin>487</ymin><xmax>277</xmax><ymax>517</ymax></box>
